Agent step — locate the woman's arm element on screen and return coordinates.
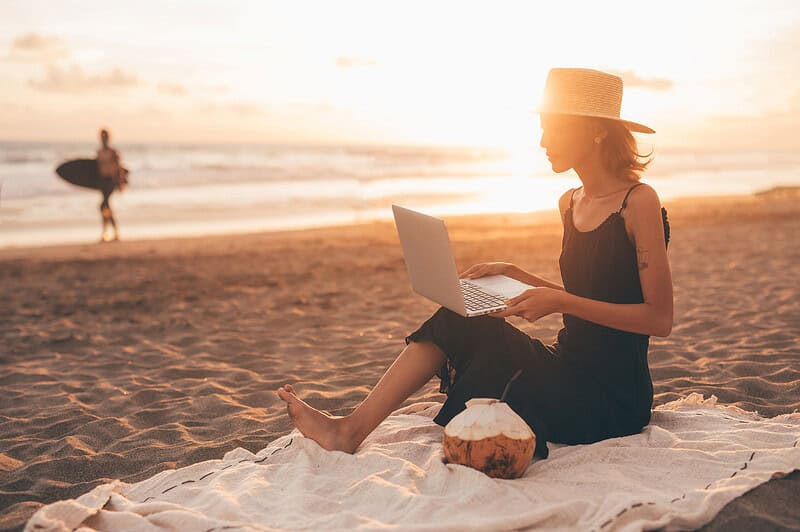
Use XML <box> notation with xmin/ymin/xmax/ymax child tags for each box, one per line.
<box><xmin>460</xmin><ymin>262</ymin><xmax>564</xmax><ymax>289</ymax></box>
<box><xmin>496</xmin><ymin>185</ymin><xmax>673</xmax><ymax>337</ymax></box>
<box><xmin>505</xmin><ymin>265</ymin><xmax>564</xmax><ymax>290</ymax></box>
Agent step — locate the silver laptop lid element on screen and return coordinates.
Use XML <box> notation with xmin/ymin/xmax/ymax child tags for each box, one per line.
<box><xmin>392</xmin><ymin>205</ymin><xmax>467</xmax><ymax>315</ymax></box>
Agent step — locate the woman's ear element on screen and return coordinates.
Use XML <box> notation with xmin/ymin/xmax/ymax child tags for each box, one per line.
<box><xmin>593</xmin><ymin>126</ymin><xmax>609</xmax><ymax>144</ymax></box>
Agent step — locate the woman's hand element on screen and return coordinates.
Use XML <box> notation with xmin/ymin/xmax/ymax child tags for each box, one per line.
<box><xmin>492</xmin><ymin>287</ymin><xmax>564</xmax><ymax>322</ymax></box>
<box><xmin>460</xmin><ymin>262</ymin><xmax>515</xmax><ymax>279</ymax></box>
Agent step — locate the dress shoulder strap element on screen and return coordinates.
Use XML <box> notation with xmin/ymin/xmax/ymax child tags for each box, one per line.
<box><xmin>569</xmin><ymin>187</ymin><xmax>580</xmax><ymax>209</ymax></box>
<box><xmin>617</xmin><ymin>183</ymin><xmax>646</xmax><ymax>214</ymax></box>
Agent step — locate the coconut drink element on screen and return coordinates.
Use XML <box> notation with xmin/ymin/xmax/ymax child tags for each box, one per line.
<box><xmin>443</xmin><ymin>398</ymin><xmax>536</xmax><ymax>479</ymax></box>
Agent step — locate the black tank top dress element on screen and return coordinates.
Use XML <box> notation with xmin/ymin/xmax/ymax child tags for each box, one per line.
<box><xmin>405</xmin><ymin>184</ymin><xmax>670</xmax><ymax>459</ymax></box>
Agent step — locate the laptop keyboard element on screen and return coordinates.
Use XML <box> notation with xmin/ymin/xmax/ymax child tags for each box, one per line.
<box><xmin>460</xmin><ymin>279</ymin><xmax>507</xmax><ymax>312</ymax></box>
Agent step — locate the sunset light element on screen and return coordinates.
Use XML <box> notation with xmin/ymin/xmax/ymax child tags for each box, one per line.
<box><xmin>3</xmin><ymin>3</ymin><xmax>800</xmax><ymax>531</ymax></box>
<box><xmin>2</xmin><ymin>1</ymin><xmax>799</xmax><ymax>149</ymax></box>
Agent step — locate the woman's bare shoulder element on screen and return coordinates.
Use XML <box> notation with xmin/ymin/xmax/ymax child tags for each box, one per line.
<box><xmin>626</xmin><ymin>183</ymin><xmax>662</xmax><ymax>213</ymax></box>
<box><xmin>622</xmin><ymin>183</ymin><xmax>666</xmax><ymax>243</ymax></box>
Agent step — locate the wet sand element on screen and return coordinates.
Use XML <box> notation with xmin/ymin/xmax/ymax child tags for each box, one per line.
<box><xmin>1</xmin><ymin>189</ymin><xmax>799</xmax><ymax>531</ymax></box>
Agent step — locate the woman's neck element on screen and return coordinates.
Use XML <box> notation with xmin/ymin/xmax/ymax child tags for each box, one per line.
<box><xmin>573</xmin><ymin>158</ymin><xmax>632</xmax><ymax>198</ymax></box>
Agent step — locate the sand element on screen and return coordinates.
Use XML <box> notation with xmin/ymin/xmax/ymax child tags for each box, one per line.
<box><xmin>1</xmin><ymin>189</ymin><xmax>799</xmax><ymax>531</ymax></box>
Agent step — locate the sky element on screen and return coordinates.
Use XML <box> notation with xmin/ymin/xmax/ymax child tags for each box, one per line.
<box><xmin>1</xmin><ymin>0</ymin><xmax>799</xmax><ymax>150</ymax></box>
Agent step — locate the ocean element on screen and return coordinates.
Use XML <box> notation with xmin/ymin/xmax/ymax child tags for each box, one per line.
<box><xmin>1</xmin><ymin>141</ymin><xmax>798</xmax><ymax>248</ymax></box>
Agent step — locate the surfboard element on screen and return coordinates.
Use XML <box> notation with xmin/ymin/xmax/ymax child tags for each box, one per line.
<box><xmin>55</xmin><ymin>159</ymin><xmax>128</xmax><ymax>191</ymax></box>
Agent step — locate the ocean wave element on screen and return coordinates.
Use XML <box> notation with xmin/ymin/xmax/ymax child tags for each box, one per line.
<box><xmin>2</xmin><ymin>142</ymin><xmax>799</xmax><ymax>202</ymax></box>
<box><xmin>2</xmin><ymin>154</ymin><xmax>51</xmax><ymax>164</ymax></box>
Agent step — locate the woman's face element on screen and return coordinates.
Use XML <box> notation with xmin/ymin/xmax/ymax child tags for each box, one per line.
<box><xmin>539</xmin><ymin>114</ymin><xmax>598</xmax><ymax>173</ymax></box>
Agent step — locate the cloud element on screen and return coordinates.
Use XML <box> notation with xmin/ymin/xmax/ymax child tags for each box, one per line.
<box><xmin>613</xmin><ymin>70</ymin><xmax>673</xmax><ymax>91</ymax></box>
<box><xmin>677</xmin><ymin>91</ymin><xmax>800</xmax><ymax>151</ymax></box>
<box><xmin>336</xmin><ymin>56</ymin><xmax>377</xmax><ymax>69</ymax></box>
<box><xmin>29</xmin><ymin>64</ymin><xmax>141</xmax><ymax>92</ymax></box>
<box><xmin>158</xmin><ymin>82</ymin><xmax>189</xmax><ymax>95</ymax></box>
<box><xmin>12</xmin><ymin>33</ymin><xmax>61</xmax><ymax>51</ymax></box>
<box><xmin>7</xmin><ymin>32</ymin><xmax>69</xmax><ymax>62</ymax></box>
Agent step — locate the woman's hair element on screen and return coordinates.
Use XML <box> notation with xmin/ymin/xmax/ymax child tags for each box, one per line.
<box><xmin>596</xmin><ymin>118</ymin><xmax>653</xmax><ymax>181</ymax></box>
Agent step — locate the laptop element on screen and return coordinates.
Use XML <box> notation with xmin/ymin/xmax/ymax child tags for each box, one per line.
<box><xmin>392</xmin><ymin>205</ymin><xmax>532</xmax><ymax>317</ymax></box>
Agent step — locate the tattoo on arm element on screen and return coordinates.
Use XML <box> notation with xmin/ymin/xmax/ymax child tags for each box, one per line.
<box><xmin>637</xmin><ymin>246</ymin><xmax>650</xmax><ymax>271</ymax></box>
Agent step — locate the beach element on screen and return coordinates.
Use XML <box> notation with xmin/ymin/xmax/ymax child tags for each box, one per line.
<box><xmin>1</xmin><ymin>189</ymin><xmax>799</xmax><ymax>531</ymax></box>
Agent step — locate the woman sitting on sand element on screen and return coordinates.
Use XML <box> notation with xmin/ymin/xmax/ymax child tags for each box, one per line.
<box><xmin>277</xmin><ymin>68</ymin><xmax>673</xmax><ymax>459</ymax></box>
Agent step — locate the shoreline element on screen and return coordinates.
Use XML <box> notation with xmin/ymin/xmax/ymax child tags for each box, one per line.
<box><xmin>1</xmin><ymin>186</ymin><xmax>797</xmax><ymax>258</ymax></box>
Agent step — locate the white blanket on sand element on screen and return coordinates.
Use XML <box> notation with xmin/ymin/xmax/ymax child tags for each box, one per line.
<box><xmin>26</xmin><ymin>394</ymin><xmax>800</xmax><ymax>532</ymax></box>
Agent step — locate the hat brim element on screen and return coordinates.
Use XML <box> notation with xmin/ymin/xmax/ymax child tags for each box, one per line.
<box><xmin>535</xmin><ymin>110</ymin><xmax>655</xmax><ymax>134</ymax></box>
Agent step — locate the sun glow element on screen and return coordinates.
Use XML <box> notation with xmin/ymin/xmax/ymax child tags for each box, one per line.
<box><xmin>0</xmin><ymin>0</ymin><xmax>797</xmax><ymax>150</ymax></box>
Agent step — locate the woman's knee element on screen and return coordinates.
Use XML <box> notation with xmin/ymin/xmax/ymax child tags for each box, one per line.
<box><xmin>433</xmin><ymin>306</ymin><xmax>464</xmax><ymax>323</ymax></box>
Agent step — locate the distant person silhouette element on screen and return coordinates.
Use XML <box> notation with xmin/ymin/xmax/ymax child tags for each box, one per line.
<box><xmin>96</xmin><ymin>128</ymin><xmax>126</xmax><ymax>242</ymax></box>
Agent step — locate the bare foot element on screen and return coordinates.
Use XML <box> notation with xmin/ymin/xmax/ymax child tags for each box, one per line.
<box><xmin>276</xmin><ymin>384</ymin><xmax>359</xmax><ymax>453</ymax></box>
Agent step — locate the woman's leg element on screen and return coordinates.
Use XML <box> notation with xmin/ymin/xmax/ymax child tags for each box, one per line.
<box><xmin>276</xmin><ymin>340</ymin><xmax>446</xmax><ymax>453</ymax></box>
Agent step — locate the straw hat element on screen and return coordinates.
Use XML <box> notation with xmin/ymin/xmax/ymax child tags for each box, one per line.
<box><xmin>538</xmin><ymin>68</ymin><xmax>654</xmax><ymax>134</ymax></box>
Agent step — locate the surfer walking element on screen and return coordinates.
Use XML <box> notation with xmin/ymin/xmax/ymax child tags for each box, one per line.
<box><xmin>97</xmin><ymin>128</ymin><xmax>125</xmax><ymax>242</ymax></box>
